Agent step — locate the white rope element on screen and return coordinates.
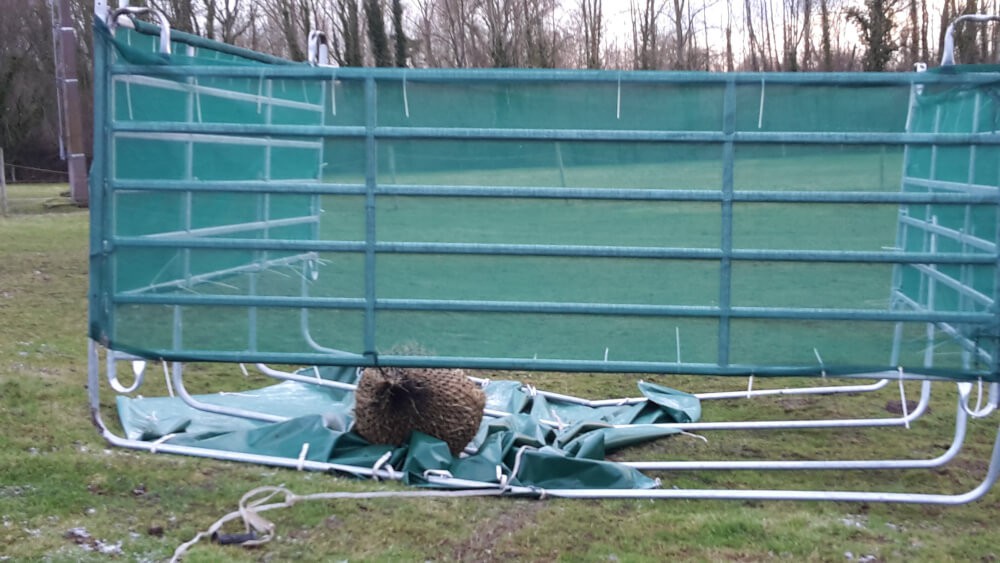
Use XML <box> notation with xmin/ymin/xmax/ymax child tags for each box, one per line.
<box><xmin>169</xmin><ymin>486</ymin><xmax>518</xmax><ymax>562</ymax></box>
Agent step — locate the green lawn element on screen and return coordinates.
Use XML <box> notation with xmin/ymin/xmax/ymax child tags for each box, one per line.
<box><xmin>2</xmin><ymin>183</ymin><xmax>1000</xmax><ymax>561</ymax></box>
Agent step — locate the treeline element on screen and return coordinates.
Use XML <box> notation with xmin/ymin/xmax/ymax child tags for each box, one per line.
<box><xmin>2</xmin><ymin>0</ymin><xmax>999</xmax><ymax>180</ymax></box>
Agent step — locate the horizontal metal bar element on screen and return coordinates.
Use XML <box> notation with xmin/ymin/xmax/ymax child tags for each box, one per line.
<box><xmin>93</xmin><ymin>348</ymin><xmax>999</xmax><ymax>380</ymax></box>
<box><xmin>144</xmin><ymin>216</ymin><xmax>319</xmax><ymax>240</ymax></box>
<box><xmin>109</xmin><ymin>236</ymin><xmax>999</xmax><ymax>264</ymax></box>
<box><xmin>128</xmin><ymin>19</ymin><xmax>294</xmax><ymax>66</ymax></box>
<box><xmin>114</xmin><ymin>130</ymin><xmax>325</xmax><ymax>149</ymax></box>
<box><xmin>109</xmin><ymin>292</ymin><xmax>993</xmax><ymax>324</ymax></box>
<box><xmin>109</xmin><ymin>63</ymin><xmax>1000</xmax><ymax>86</ymax></box>
<box><xmin>910</xmin><ymin>264</ymin><xmax>994</xmax><ymax>306</ymax></box>
<box><xmin>892</xmin><ymin>291</ymin><xmax>995</xmax><ymax>364</ymax></box>
<box><xmin>114</xmin><ymin>75</ymin><xmax>325</xmax><ymax>113</ymax></box>
<box><xmin>904</xmin><ymin>176</ymin><xmax>1000</xmax><ymax>197</ymax></box>
<box><xmin>380</xmin><ymin>185</ymin><xmax>1000</xmax><ymax>205</ymax></box>
<box><xmin>112</xmin><ymin>121</ymin><xmax>365</xmax><ymax>138</ymax></box>
<box><xmin>378</xmin><ymin>127</ymin><xmax>1000</xmax><ymax>146</ymax></box>
<box><xmin>117</xmin><ymin>253</ymin><xmax>316</xmax><ymax>296</ymax></box>
<box><xmin>112</xmin><ymin>179</ymin><xmax>366</xmax><ymax>195</ymax></box>
<box><xmin>899</xmin><ymin>213</ymin><xmax>998</xmax><ymax>253</ymax></box>
<box><xmin>110</xmin><ymin>180</ymin><xmax>1000</xmax><ymax>205</ymax></box>
<box><xmin>109</xmin><ymin>120</ymin><xmax>1000</xmax><ymax>145</ymax></box>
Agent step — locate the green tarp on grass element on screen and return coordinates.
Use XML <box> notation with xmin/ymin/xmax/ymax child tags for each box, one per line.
<box><xmin>117</xmin><ymin>367</ymin><xmax>700</xmax><ymax>489</ymax></box>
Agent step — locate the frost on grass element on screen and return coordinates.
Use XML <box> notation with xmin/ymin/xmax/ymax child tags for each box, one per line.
<box><xmin>64</xmin><ymin>527</ymin><xmax>124</xmax><ymax>556</ymax></box>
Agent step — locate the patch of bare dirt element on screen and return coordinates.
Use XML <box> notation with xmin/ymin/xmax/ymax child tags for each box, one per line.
<box><xmin>448</xmin><ymin>501</ymin><xmax>547</xmax><ymax>562</ymax></box>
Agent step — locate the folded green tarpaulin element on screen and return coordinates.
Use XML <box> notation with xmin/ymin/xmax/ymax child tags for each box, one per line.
<box><xmin>117</xmin><ymin>367</ymin><xmax>700</xmax><ymax>489</ymax></box>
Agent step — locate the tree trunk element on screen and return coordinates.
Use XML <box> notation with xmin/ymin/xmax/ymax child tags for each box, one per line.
<box><xmin>820</xmin><ymin>0</ymin><xmax>832</xmax><ymax>70</ymax></box>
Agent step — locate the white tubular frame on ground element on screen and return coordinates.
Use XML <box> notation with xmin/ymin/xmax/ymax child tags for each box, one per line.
<box><xmin>88</xmin><ymin>339</ymin><xmax>1000</xmax><ymax>504</ymax></box>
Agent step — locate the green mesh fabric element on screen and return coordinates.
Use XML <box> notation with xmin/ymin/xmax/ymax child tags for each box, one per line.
<box><xmin>90</xmin><ymin>19</ymin><xmax>1000</xmax><ymax>380</ymax></box>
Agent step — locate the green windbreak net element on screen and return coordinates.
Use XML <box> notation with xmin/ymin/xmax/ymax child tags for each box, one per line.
<box><xmin>117</xmin><ymin>367</ymin><xmax>701</xmax><ymax>489</ymax></box>
<box><xmin>90</xmin><ymin>19</ymin><xmax>1000</xmax><ymax>380</ymax></box>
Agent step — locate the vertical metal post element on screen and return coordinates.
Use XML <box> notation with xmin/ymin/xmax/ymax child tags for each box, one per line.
<box><xmin>52</xmin><ymin>0</ymin><xmax>89</xmax><ymax>206</ymax></box>
<box><xmin>0</xmin><ymin>147</ymin><xmax>7</xmax><ymax>217</ymax></box>
<box><xmin>89</xmin><ymin>13</ymin><xmax>111</xmax><ymax>347</ymax></box>
<box><xmin>363</xmin><ymin>77</ymin><xmax>378</xmax><ymax>359</ymax></box>
<box><xmin>718</xmin><ymin>79</ymin><xmax>737</xmax><ymax>367</ymax></box>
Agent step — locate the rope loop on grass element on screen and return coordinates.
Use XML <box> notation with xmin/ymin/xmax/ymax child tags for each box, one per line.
<box><xmin>169</xmin><ymin>485</ymin><xmax>526</xmax><ymax>562</ymax></box>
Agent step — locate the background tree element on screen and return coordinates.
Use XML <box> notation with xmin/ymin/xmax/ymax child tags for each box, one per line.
<box><xmin>392</xmin><ymin>0</ymin><xmax>408</xmax><ymax>66</ymax></box>
<box><xmin>365</xmin><ymin>0</ymin><xmax>392</xmax><ymax>66</ymax></box>
<box><xmin>846</xmin><ymin>0</ymin><xmax>903</xmax><ymax>70</ymax></box>
<box><xmin>579</xmin><ymin>0</ymin><xmax>603</xmax><ymax>69</ymax></box>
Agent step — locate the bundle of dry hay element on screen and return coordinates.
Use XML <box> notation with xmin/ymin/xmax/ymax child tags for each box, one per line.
<box><xmin>353</xmin><ymin>366</ymin><xmax>486</xmax><ymax>455</ymax></box>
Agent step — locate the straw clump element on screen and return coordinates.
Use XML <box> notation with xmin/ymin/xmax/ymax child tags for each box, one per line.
<box><xmin>353</xmin><ymin>366</ymin><xmax>486</xmax><ymax>455</ymax></box>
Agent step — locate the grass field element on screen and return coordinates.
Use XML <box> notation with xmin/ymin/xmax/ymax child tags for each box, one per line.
<box><xmin>2</xmin><ymin>182</ymin><xmax>1000</xmax><ymax>561</ymax></box>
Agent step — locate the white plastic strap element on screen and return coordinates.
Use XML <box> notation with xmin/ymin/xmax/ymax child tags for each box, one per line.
<box><xmin>296</xmin><ymin>443</ymin><xmax>310</xmax><ymax>471</ymax></box>
<box><xmin>813</xmin><ymin>347</ymin><xmax>827</xmax><ymax>378</ymax></box>
<box><xmin>675</xmin><ymin>326</ymin><xmax>682</xmax><ymax>364</ymax></box>
<box><xmin>898</xmin><ymin>367</ymin><xmax>910</xmax><ymax>429</ymax></box>
<box><xmin>757</xmin><ymin>78</ymin><xmax>766</xmax><ymax>129</ymax></box>
<box><xmin>509</xmin><ymin>446</ymin><xmax>533</xmax><ymax>482</ymax></box>
<box><xmin>679</xmin><ymin>431</ymin><xmax>708</xmax><ymax>444</ymax></box>
<box><xmin>162</xmin><ymin>361</ymin><xmax>174</xmax><ymax>397</ymax></box>
<box><xmin>616</xmin><ymin>73</ymin><xmax>622</xmax><ymax>119</ymax></box>
<box><xmin>330</xmin><ymin>76</ymin><xmax>337</xmax><ymax>116</ymax></box>
<box><xmin>125</xmin><ymin>80</ymin><xmax>134</xmax><ymax>120</ymax></box>
<box><xmin>402</xmin><ymin>72</ymin><xmax>410</xmax><ymax>118</ymax></box>
<box><xmin>150</xmin><ymin>433</ymin><xmax>177</xmax><ymax>454</ymax></box>
<box><xmin>256</xmin><ymin>76</ymin><xmax>264</xmax><ymax>114</ymax></box>
<box><xmin>976</xmin><ymin>378</ymin><xmax>984</xmax><ymax>413</ymax></box>
<box><xmin>371</xmin><ymin>451</ymin><xmax>395</xmax><ymax>481</ymax></box>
